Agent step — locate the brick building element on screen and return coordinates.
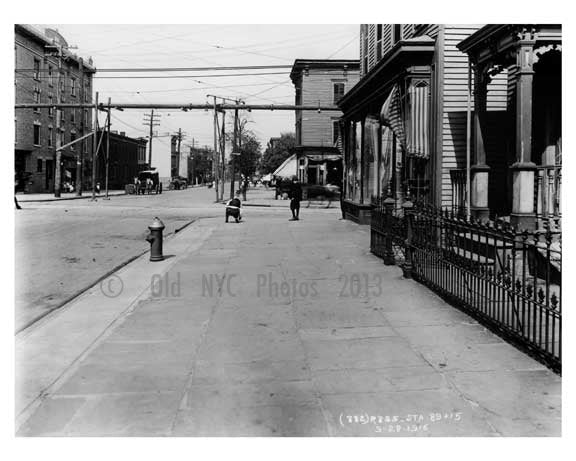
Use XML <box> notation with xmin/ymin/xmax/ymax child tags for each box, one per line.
<box><xmin>15</xmin><ymin>24</ymin><xmax>95</xmax><ymax>193</ymax></box>
<box><xmin>95</xmin><ymin>130</ymin><xmax>148</xmax><ymax>190</ymax></box>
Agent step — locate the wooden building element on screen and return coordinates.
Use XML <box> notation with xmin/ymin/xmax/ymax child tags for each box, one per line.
<box><xmin>15</xmin><ymin>24</ymin><xmax>95</xmax><ymax>193</ymax></box>
<box><xmin>290</xmin><ymin>59</ymin><xmax>360</xmax><ymax>188</ymax></box>
<box><xmin>338</xmin><ymin>24</ymin><xmax>510</xmax><ymax>224</ymax></box>
<box><xmin>458</xmin><ymin>25</ymin><xmax>561</xmax><ymax>230</ymax></box>
<box><xmin>339</xmin><ymin>24</ymin><xmax>561</xmax><ymax>229</ymax></box>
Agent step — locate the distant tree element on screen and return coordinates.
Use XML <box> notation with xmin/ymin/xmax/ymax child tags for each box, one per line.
<box><xmin>233</xmin><ymin>131</ymin><xmax>262</xmax><ymax>178</ymax></box>
<box><xmin>190</xmin><ymin>147</ymin><xmax>214</xmax><ymax>183</ymax></box>
<box><xmin>260</xmin><ymin>133</ymin><xmax>296</xmax><ymax>174</ymax></box>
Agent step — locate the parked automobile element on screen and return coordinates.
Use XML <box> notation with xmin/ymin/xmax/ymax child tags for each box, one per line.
<box><xmin>137</xmin><ymin>170</ymin><xmax>162</xmax><ymax>194</ymax></box>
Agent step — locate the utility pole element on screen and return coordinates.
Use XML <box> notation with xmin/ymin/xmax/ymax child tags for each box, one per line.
<box><xmin>143</xmin><ymin>110</ymin><xmax>161</xmax><ymax>167</ymax></box>
<box><xmin>91</xmin><ymin>91</ymin><xmax>99</xmax><ymax>200</ymax></box>
<box><xmin>176</xmin><ymin>127</ymin><xmax>182</xmax><ymax>177</ymax></box>
<box><xmin>220</xmin><ymin>110</ymin><xmax>226</xmax><ymax>202</ymax></box>
<box><xmin>104</xmin><ymin>97</ymin><xmax>111</xmax><ymax>200</ymax></box>
<box><xmin>208</xmin><ymin>94</ymin><xmax>244</xmax><ymax>200</ymax></box>
<box><xmin>76</xmin><ymin>57</ymin><xmax>84</xmax><ymax>196</ymax></box>
<box><xmin>230</xmin><ymin>99</ymin><xmax>241</xmax><ymax>199</ymax></box>
<box><xmin>190</xmin><ymin>139</ymin><xmax>195</xmax><ymax>186</ymax></box>
<box><xmin>212</xmin><ymin>96</ymin><xmax>219</xmax><ymax>202</ymax></box>
<box><xmin>54</xmin><ymin>45</ymin><xmax>63</xmax><ymax>198</ymax></box>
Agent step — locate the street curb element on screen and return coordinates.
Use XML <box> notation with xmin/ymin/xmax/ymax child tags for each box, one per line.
<box><xmin>15</xmin><ymin>218</ymin><xmax>198</xmax><ymax>335</ymax></box>
<box><xmin>18</xmin><ymin>192</ymin><xmax>127</xmax><ymax>203</ymax></box>
<box><xmin>18</xmin><ymin>186</ymin><xmax>207</xmax><ymax>203</ymax></box>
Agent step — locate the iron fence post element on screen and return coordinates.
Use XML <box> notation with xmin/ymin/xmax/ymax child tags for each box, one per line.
<box><xmin>402</xmin><ymin>198</ymin><xmax>414</xmax><ymax>279</ymax></box>
<box><xmin>383</xmin><ymin>196</ymin><xmax>396</xmax><ymax>265</ymax></box>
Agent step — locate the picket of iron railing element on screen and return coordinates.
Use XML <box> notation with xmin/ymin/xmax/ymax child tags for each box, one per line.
<box><xmin>370</xmin><ymin>199</ymin><xmax>561</xmax><ymax>372</ymax></box>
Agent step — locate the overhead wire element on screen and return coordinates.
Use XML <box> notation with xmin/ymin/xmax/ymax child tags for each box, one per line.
<box><xmin>326</xmin><ymin>34</ymin><xmax>360</xmax><ymax>59</ymax></box>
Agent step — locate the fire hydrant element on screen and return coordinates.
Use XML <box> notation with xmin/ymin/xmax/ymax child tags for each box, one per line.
<box><xmin>146</xmin><ymin>217</ymin><xmax>165</xmax><ymax>261</ymax></box>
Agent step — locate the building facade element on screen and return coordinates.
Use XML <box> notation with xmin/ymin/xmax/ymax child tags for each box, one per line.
<box><xmin>290</xmin><ymin>59</ymin><xmax>359</xmax><ymax>188</ymax></box>
<box><xmin>339</xmin><ymin>24</ymin><xmax>561</xmax><ymax>228</ymax></box>
<box><xmin>458</xmin><ymin>24</ymin><xmax>561</xmax><ymax>230</ymax></box>
<box><xmin>95</xmin><ymin>130</ymin><xmax>147</xmax><ymax>190</ymax></box>
<box><xmin>15</xmin><ymin>24</ymin><xmax>95</xmax><ymax>193</ymax></box>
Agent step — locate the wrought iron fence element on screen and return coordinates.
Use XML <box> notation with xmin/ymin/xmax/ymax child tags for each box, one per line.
<box><xmin>371</xmin><ymin>199</ymin><xmax>562</xmax><ymax>373</ymax></box>
<box><xmin>371</xmin><ymin>196</ymin><xmax>407</xmax><ymax>265</ymax></box>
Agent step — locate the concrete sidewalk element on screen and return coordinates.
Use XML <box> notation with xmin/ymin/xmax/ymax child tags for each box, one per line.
<box><xmin>226</xmin><ymin>187</ymin><xmax>340</xmax><ymax>209</ymax></box>
<box><xmin>16</xmin><ymin>210</ymin><xmax>561</xmax><ymax>436</ymax></box>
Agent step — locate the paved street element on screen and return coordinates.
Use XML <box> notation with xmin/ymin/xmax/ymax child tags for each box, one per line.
<box><xmin>16</xmin><ymin>208</ymin><xmax>561</xmax><ymax>436</ymax></box>
<box><xmin>15</xmin><ymin>186</ymin><xmax>223</xmax><ymax>332</ymax></box>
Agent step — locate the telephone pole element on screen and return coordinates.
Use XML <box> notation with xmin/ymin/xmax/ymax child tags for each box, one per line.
<box><xmin>230</xmin><ymin>99</ymin><xmax>242</xmax><ymax>199</ymax></box>
<box><xmin>53</xmin><ymin>44</ymin><xmax>63</xmax><ymax>197</ymax></box>
<box><xmin>104</xmin><ymin>97</ymin><xmax>111</xmax><ymax>200</ymax></box>
<box><xmin>220</xmin><ymin>110</ymin><xmax>226</xmax><ymax>201</ymax></box>
<box><xmin>175</xmin><ymin>128</ymin><xmax>183</xmax><ymax>177</ymax></box>
<box><xmin>208</xmin><ymin>94</ymin><xmax>244</xmax><ymax>201</ymax></box>
<box><xmin>76</xmin><ymin>57</ymin><xmax>84</xmax><ymax>196</ymax></box>
<box><xmin>91</xmin><ymin>91</ymin><xmax>99</xmax><ymax>200</ymax></box>
<box><xmin>190</xmin><ymin>138</ymin><xmax>195</xmax><ymax>186</ymax></box>
<box><xmin>212</xmin><ymin>96</ymin><xmax>219</xmax><ymax>202</ymax></box>
<box><xmin>143</xmin><ymin>110</ymin><xmax>161</xmax><ymax>167</ymax></box>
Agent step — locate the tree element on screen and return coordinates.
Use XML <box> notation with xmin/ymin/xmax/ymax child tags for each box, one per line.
<box><xmin>260</xmin><ymin>133</ymin><xmax>296</xmax><ymax>174</ymax></box>
<box><xmin>232</xmin><ymin>131</ymin><xmax>261</xmax><ymax>178</ymax></box>
<box><xmin>189</xmin><ymin>147</ymin><xmax>214</xmax><ymax>183</ymax></box>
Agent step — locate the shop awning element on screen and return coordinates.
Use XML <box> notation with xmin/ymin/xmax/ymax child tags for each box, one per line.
<box><xmin>305</xmin><ymin>153</ymin><xmax>342</xmax><ymax>162</ymax></box>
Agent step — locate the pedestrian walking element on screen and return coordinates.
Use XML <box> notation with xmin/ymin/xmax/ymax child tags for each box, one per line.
<box><xmin>241</xmin><ymin>175</ymin><xmax>248</xmax><ymax>201</ymax></box>
<box><xmin>289</xmin><ymin>176</ymin><xmax>302</xmax><ymax>221</ymax></box>
<box><xmin>15</xmin><ymin>176</ymin><xmax>22</xmax><ymax>210</ymax></box>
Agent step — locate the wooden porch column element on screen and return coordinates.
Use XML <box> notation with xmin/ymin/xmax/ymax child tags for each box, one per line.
<box><xmin>342</xmin><ymin>120</ymin><xmax>349</xmax><ymax>201</ymax></box>
<box><xmin>360</xmin><ymin>118</ymin><xmax>365</xmax><ymax>204</ymax></box>
<box><xmin>510</xmin><ymin>36</ymin><xmax>537</xmax><ymax>230</ymax></box>
<box><xmin>471</xmin><ymin>64</ymin><xmax>490</xmax><ymax>221</ymax></box>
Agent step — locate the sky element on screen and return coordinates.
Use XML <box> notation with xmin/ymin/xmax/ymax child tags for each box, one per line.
<box><xmin>36</xmin><ymin>24</ymin><xmax>360</xmax><ymax>153</ymax></box>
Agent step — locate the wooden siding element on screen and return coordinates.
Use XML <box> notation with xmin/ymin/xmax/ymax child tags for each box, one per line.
<box><xmin>440</xmin><ymin>25</ymin><xmax>509</xmax><ymax>207</ymax></box>
<box><xmin>299</xmin><ymin>69</ymin><xmax>360</xmax><ymax>147</ymax></box>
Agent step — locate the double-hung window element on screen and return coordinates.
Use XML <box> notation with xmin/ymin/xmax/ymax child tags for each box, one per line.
<box><xmin>333</xmin><ymin>82</ymin><xmax>345</xmax><ymax>104</ymax></box>
<box><xmin>33</xmin><ymin>123</ymin><xmax>41</xmax><ymax>146</ymax></box>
